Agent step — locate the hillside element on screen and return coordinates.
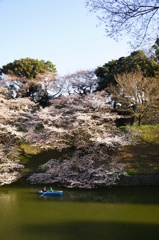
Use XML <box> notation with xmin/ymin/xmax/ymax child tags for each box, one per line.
<box><xmin>0</xmin><ymin>92</ymin><xmax>159</xmax><ymax>188</ymax></box>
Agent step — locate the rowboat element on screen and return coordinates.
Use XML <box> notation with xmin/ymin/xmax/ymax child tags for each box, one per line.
<box><xmin>39</xmin><ymin>190</ymin><xmax>63</xmax><ymax>196</ymax></box>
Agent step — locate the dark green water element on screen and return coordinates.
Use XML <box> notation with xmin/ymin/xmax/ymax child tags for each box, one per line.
<box><xmin>0</xmin><ymin>185</ymin><xmax>159</xmax><ymax>240</ymax></box>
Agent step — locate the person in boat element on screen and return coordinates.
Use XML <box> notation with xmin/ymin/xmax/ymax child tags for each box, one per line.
<box><xmin>42</xmin><ymin>187</ymin><xmax>47</xmax><ymax>192</ymax></box>
<box><xmin>50</xmin><ymin>187</ymin><xmax>53</xmax><ymax>192</ymax></box>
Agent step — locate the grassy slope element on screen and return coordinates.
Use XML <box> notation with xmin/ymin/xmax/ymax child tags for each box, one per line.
<box><xmin>18</xmin><ymin>125</ymin><xmax>159</xmax><ymax>177</ymax></box>
<box><xmin>116</xmin><ymin>125</ymin><xmax>159</xmax><ymax>174</ymax></box>
<box><xmin>18</xmin><ymin>143</ymin><xmax>72</xmax><ymax>176</ymax></box>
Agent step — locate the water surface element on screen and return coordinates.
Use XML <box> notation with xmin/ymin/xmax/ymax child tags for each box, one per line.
<box><xmin>0</xmin><ymin>185</ymin><xmax>159</xmax><ymax>240</ymax></box>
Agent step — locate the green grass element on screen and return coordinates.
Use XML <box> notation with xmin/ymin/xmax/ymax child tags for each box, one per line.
<box><xmin>18</xmin><ymin>125</ymin><xmax>159</xmax><ymax>177</ymax></box>
<box><xmin>18</xmin><ymin>143</ymin><xmax>73</xmax><ymax>177</ymax></box>
<box><xmin>117</xmin><ymin>125</ymin><xmax>159</xmax><ymax>175</ymax></box>
<box><xmin>134</xmin><ymin>125</ymin><xmax>159</xmax><ymax>144</ymax></box>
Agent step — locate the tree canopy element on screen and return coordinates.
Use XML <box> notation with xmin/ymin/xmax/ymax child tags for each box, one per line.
<box><xmin>110</xmin><ymin>71</ymin><xmax>159</xmax><ymax>126</ymax></box>
<box><xmin>0</xmin><ymin>58</ymin><xmax>57</xmax><ymax>106</ymax></box>
<box><xmin>86</xmin><ymin>0</ymin><xmax>159</xmax><ymax>48</ymax></box>
<box><xmin>0</xmin><ymin>58</ymin><xmax>56</xmax><ymax>79</ymax></box>
<box><xmin>63</xmin><ymin>70</ymin><xmax>97</xmax><ymax>95</ymax></box>
<box><xmin>96</xmin><ymin>50</ymin><xmax>159</xmax><ymax>90</ymax></box>
<box><xmin>152</xmin><ymin>38</ymin><xmax>159</xmax><ymax>63</ymax></box>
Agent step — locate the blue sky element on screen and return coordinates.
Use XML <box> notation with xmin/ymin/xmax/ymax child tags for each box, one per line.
<box><xmin>0</xmin><ymin>0</ymin><xmax>130</xmax><ymax>76</ymax></box>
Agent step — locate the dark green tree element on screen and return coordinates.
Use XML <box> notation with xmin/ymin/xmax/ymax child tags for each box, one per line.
<box><xmin>0</xmin><ymin>58</ymin><xmax>57</xmax><ymax>106</ymax></box>
<box><xmin>0</xmin><ymin>58</ymin><xmax>56</xmax><ymax>79</ymax></box>
<box><xmin>152</xmin><ymin>38</ymin><xmax>159</xmax><ymax>63</ymax></box>
<box><xmin>96</xmin><ymin>50</ymin><xmax>159</xmax><ymax>90</ymax></box>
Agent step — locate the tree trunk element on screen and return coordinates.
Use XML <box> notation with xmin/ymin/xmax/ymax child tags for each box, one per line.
<box><xmin>138</xmin><ymin>115</ymin><xmax>141</xmax><ymax>126</ymax></box>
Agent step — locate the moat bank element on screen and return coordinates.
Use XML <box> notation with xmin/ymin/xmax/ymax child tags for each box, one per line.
<box><xmin>117</xmin><ymin>174</ymin><xmax>159</xmax><ymax>186</ymax></box>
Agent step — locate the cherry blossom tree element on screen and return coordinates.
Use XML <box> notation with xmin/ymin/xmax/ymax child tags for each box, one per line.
<box><xmin>63</xmin><ymin>70</ymin><xmax>97</xmax><ymax>95</ymax></box>
<box><xmin>86</xmin><ymin>0</ymin><xmax>159</xmax><ymax>48</ymax></box>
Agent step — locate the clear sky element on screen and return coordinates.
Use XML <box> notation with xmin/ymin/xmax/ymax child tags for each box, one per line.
<box><xmin>0</xmin><ymin>0</ymin><xmax>130</xmax><ymax>76</ymax></box>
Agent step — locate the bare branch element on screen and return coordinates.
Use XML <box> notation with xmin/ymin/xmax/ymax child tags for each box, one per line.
<box><xmin>110</xmin><ymin>71</ymin><xmax>159</xmax><ymax>125</ymax></box>
<box><xmin>86</xmin><ymin>0</ymin><xmax>159</xmax><ymax>48</ymax></box>
<box><xmin>63</xmin><ymin>70</ymin><xmax>97</xmax><ymax>96</ymax></box>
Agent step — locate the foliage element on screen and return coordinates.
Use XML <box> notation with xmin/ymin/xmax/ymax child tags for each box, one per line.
<box><xmin>1</xmin><ymin>89</ymin><xmax>159</xmax><ymax>186</ymax></box>
<box><xmin>19</xmin><ymin>143</ymin><xmax>68</xmax><ymax>173</ymax></box>
<box><xmin>17</xmin><ymin>126</ymin><xmax>27</xmax><ymax>132</ymax></box>
<box><xmin>28</xmin><ymin>81</ymin><xmax>42</xmax><ymax>101</ymax></box>
<box><xmin>110</xmin><ymin>71</ymin><xmax>159</xmax><ymax>126</ymax></box>
<box><xmin>86</xmin><ymin>0</ymin><xmax>159</xmax><ymax>48</ymax></box>
<box><xmin>96</xmin><ymin>50</ymin><xmax>159</xmax><ymax>90</ymax></box>
<box><xmin>152</xmin><ymin>38</ymin><xmax>159</xmax><ymax>63</ymax></box>
<box><xmin>34</xmin><ymin>124</ymin><xmax>44</xmax><ymax>132</ymax></box>
<box><xmin>0</xmin><ymin>58</ymin><xmax>59</xmax><ymax>106</ymax></box>
<box><xmin>0</xmin><ymin>58</ymin><xmax>56</xmax><ymax>79</ymax></box>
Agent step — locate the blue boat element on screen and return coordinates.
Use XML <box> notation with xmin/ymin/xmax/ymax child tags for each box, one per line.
<box><xmin>39</xmin><ymin>190</ymin><xmax>63</xmax><ymax>196</ymax></box>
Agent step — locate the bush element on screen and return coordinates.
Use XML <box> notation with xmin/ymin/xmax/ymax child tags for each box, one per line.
<box><xmin>34</xmin><ymin>124</ymin><xmax>44</xmax><ymax>132</ymax></box>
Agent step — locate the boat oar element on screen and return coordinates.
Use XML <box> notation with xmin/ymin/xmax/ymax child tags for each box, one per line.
<box><xmin>40</xmin><ymin>190</ymin><xmax>49</xmax><ymax>197</ymax></box>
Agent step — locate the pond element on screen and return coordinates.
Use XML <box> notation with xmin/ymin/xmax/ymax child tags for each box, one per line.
<box><xmin>0</xmin><ymin>185</ymin><xmax>159</xmax><ymax>240</ymax></box>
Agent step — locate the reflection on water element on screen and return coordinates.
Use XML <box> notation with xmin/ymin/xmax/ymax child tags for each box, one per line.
<box><xmin>0</xmin><ymin>186</ymin><xmax>159</xmax><ymax>240</ymax></box>
<box><xmin>0</xmin><ymin>190</ymin><xmax>16</xmax><ymax>202</ymax></box>
<box><xmin>40</xmin><ymin>186</ymin><xmax>159</xmax><ymax>205</ymax></box>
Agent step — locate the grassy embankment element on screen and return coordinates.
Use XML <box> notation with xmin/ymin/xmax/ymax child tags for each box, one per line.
<box><xmin>18</xmin><ymin>144</ymin><xmax>71</xmax><ymax>177</ymax></box>
<box><xmin>116</xmin><ymin>125</ymin><xmax>159</xmax><ymax>175</ymax></box>
<box><xmin>18</xmin><ymin>125</ymin><xmax>159</xmax><ymax>177</ymax></box>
